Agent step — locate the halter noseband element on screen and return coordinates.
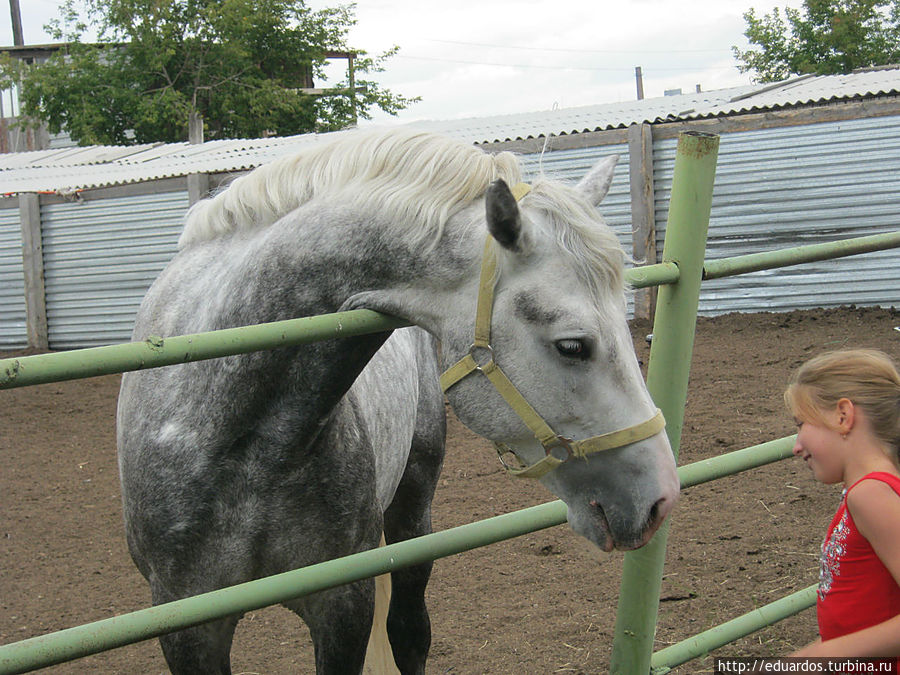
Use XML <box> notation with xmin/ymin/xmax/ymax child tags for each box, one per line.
<box><xmin>439</xmin><ymin>182</ymin><xmax>665</xmax><ymax>479</ymax></box>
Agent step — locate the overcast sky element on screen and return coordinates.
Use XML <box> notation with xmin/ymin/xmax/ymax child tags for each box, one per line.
<box><xmin>3</xmin><ymin>0</ymin><xmax>806</xmax><ymax>125</ymax></box>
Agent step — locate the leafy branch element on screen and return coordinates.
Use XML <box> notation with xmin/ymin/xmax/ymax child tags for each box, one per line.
<box><xmin>3</xmin><ymin>0</ymin><xmax>418</xmax><ymax>144</ymax></box>
<box><xmin>734</xmin><ymin>0</ymin><xmax>900</xmax><ymax>83</ymax></box>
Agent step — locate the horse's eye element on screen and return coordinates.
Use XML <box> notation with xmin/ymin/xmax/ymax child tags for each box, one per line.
<box><xmin>555</xmin><ymin>339</ymin><xmax>589</xmax><ymax>359</ymax></box>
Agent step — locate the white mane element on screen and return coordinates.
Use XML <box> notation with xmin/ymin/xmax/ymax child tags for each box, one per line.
<box><xmin>179</xmin><ymin>128</ymin><xmax>523</xmax><ymax>249</ymax></box>
<box><xmin>180</xmin><ymin>127</ymin><xmax>626</xmax><ymax>318</ymax></box>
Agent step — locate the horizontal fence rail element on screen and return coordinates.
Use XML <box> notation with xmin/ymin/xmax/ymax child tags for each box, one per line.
<box><xmin>0</xmin><ymin>310</ymin><xmax>409</xmax><ymax>389</ymax></box>
<box><xmin>702</xmin><ymin>230</ymin><xmax>900</xmax><ymax>280</ymax></box>
<box><xmin>650</xmin><ymin>585</ymin><xmax>818</xmax><ymax>674</ymax></box>
<box><xmin>629</xmin><ymin>261</ymin><xmax>681</xmax><ymax>288</ymax></box>
<box><xmin>2</xmin><ymin>230</ymin><xmax>895</xmax><ymax>391</ymax></box>
<box><xmin>0</xmin><ymin>262</ymin><xmax>674</xmax><ymax>390</ymax></box>
<box><xmin>0</xmin><ymin>435</ymin><xmax>796</xmax><ymax>675</ymax></box>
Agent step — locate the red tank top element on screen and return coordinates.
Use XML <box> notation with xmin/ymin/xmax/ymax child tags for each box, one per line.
<box><xmin>817</xmin><ymin>471</ymin><xmax>900</xmax><ymax>642</ymax></box>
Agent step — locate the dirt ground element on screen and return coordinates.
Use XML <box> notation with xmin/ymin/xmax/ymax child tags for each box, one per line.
<box><xmin>2</xmin><ymin>306</ymin><xmax>899</xmax><ymax>674</ymax></box>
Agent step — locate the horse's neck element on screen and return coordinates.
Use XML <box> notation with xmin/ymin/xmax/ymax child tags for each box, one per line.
<box><xmin>165</xmin><ymin>207</ymin><xmax>475</xmax><ymax>444</ymax></box>
<box><xmin>253</xmin><ymin>205</ymin><xmax>478</xmax><ymax>334</ymax></box>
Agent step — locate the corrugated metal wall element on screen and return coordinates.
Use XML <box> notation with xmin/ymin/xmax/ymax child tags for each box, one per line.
<box><xmin>41</xmin><ymin>191</ymin><xmax>187</xmax><ymax>349</ymax></box>
<box><xmin>520</xmin><ymin>116</ymin><xmax>900</xmax><ymax>316</ymax></box>
<box><xmin>652</xmin><ymin>115</ymin><xmax>900</xmax><ymax>314</ymax></box>
<box><xmin>0</xmin><ymin>206</ymin><xmax>27</xmax><ymax>349</ymax></box>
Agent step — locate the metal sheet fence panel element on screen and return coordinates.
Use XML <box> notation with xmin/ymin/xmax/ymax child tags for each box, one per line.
<box><xmin>653</xmin><ymin>115</ymin><xmax>900</xmax><ymax>315</ymax></box>
<box><xmin>0</xmin><ymin>206</ymin><xmax>27</xmax><ymax>349</ymax></box>
<box><xmin>41</xmin><ymin>191</ymin><xmax>187</xmax><ymax>349</ymax></box>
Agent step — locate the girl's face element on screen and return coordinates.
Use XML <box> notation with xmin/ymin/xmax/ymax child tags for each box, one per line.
<box><xmin>792</xmin><ymin>412</ymin><xmax>848</xmax><ymax>485</ymax></box>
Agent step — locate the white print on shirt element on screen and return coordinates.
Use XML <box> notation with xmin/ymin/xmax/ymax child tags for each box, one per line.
<box><xmin>819</xmin><ymin>498</ymin><xmax>849</xmax><ymax>601</ymax></box>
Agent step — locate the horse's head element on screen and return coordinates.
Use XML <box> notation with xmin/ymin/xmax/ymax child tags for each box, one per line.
<box><xmin>440</xmin><ymin>156</ymin><xmax>679</xmax><ymax>552</ymax></box>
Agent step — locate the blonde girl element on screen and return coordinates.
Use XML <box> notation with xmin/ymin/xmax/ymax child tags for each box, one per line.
<box><xmin>785</xmin><ymin>348</ymin><xmax>900</xmax><ymax>659</ymax></box>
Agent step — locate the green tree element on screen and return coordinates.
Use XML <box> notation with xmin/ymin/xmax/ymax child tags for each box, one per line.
<box><xmin>733</xmin><ymin>0</ymin><xmax>900</xmax><ymax>82</ymax></box>
<box><xmin>1</xmin><ymin>0</ymin><xmax>418</xmax><ymax>145</ymax></box>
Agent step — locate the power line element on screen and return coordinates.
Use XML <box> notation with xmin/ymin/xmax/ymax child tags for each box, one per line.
<box><xmin>396</xmin><ymin>53</ymin><xmax>736</xmax><ymax>73</ymax></box>
<box><xmin>428</xmin><ymin>38</ymin><xmax>733</xmax><ymax>55</ymax></box>
<box><xmin>398</xmin><ymin>53</ymin><xmax>625</xmax><ymax>71</ymax></box>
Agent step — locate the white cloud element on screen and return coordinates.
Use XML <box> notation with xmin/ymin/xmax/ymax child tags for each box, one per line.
<box><xmin>3</xmin><ymin>0</ymin><xmax>808</xmax><ymax>125</ymax></box>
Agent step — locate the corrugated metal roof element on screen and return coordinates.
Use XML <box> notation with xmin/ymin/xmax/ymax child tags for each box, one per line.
<box><xmin>405</xmin><ymin>85</ymin><xmax>756</xmax><ymax>143</ymax></box>
<box><xmin>691</xmin><ymin>67</ymin><xmax>900</xmax><ymax>117</ymax></box>
<box><xmin>0</xmin><ymin>132</ymin><xmax>346</xmax><ymax>196</ymax></box>
<box><xmin>408</xmin><ymin>67</ymin><xmax>900</xmax><ymax>143</ymax></box>
<box><xmin>2</xmin><ymin>68</ymin><xmax>899</xmax><ymax>196</ymax></box>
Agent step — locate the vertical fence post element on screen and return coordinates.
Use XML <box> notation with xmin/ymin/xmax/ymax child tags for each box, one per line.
<box><xmin>628</xmin><ymin>122</ymin><xmax>657</xmax><ymax>321</ymax></box>
<box><xmin>19</xmin><ymin>193</ymin><xmax>48</xmax><ymax>350</ymax></box>
<box><xmin>609</xmin><ymin>131</ymin><xmax>719</xmax><ymax>674</ymax></box>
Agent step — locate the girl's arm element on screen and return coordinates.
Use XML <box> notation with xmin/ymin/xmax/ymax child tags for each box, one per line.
<box><xmin>791</xmin><ymin>618</ymin><xmax>900</xmax><ymax>658</ymax></box>
<box><xmin>794</xmin><ymin>479</ymin><xmax>900</xmax><ymax>658</ymax></box>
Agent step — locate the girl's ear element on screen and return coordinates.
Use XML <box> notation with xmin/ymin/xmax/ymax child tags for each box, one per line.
<box><xmin>836</xmin><ymin>398</ymin><xmax>856</xmax><ymax>435</ymax></box>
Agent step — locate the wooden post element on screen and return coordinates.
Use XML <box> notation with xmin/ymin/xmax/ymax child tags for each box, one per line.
<box><xmin>348</xmin><ymin>54</ymin><xmax>358</xmax><ymax>126</ymax></box>
<box><xmin>628</xmin><ymin>122</ymin><xmax>657</xmax><ymax>320</ymax></box>
<box><xmin>19</xmin><ymin>193</ymin><xmax>49</xmax><ymax>350</ymax></box>
<box><xmin>187</xmin><ymin>111</ymin><xmax>209</xmax><ymax>205</ymax></box>
<box><xmin>0</xmin><ymin>117</ymin><xmax>9</xmax><ymax>154</ymax></box>
<box><xmin>9</xmin><ymin>0</ymin><xmax>24</xmax><ymax>47</ymax></box>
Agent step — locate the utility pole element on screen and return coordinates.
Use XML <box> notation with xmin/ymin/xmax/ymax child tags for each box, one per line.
<box><xmin>5</xmin><ymin>0</ymin><xmax>25</xmax><ymax>152</ymax></box>
<box><xmin>635</xmin><ymin>66</ymin><xmax>644</xmax><ymax>100</ymax></box>
<box><xmin>10</xmin><ymin>0</ymin><xmax>24</xmax><ymax>46</ymax></box>
<box><xmin>187</xmin><ymin>111</ymin><xmax>209</xmax><ymax>205</ymax></box>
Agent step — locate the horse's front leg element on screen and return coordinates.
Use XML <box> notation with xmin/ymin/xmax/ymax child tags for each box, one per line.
<box><xmin>286</xmin><ymin>579</ymin><xmax>375</xmax><ymax>675</ymax></box>
<box><xmin>383</xmin><ymin>552</ymin><xmax>432</xmax><ymax>675</ymax></box>
<box><xmin>150</xmin><ymin>582</ymin><xmax>241</xmax><ymax>675</ymax></box>
<box><xmin>382</xmin><ymin>421</ymin><xmax>445</xmax><ymax>675</ymax></box>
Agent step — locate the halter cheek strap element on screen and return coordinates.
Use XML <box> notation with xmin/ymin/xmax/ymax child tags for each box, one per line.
<box><xmin>440</xmin><ymin>182</ymin><xmax>665</xmax><ymax>479</ymax></box>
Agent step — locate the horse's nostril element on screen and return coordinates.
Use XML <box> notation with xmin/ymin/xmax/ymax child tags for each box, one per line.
<box><xmin>589</xmin><ymin>499</ymin><xmax>611</xmax><ymax>527</ymax></box>
<box><xmin>647</xmin><ymin>495</ymin><xmax>675</xmax><ymax>530</ymax></box>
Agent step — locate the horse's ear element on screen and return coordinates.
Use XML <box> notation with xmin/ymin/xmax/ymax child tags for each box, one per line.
<box><xmin>575</xmin><ymin>155</ymin><xmax>618</xmax><ymax>206</ymax></box>
<box><xmin>485</xmin><ymin>179</ymin><xmax>522</xmax><ymax>251</ymax></box>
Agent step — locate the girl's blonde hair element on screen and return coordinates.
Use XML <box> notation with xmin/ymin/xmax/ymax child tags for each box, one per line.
<box><xmin>784</xmin><ymin>349</ymin><xmax>900</xmax><ymax>455</ymax></box>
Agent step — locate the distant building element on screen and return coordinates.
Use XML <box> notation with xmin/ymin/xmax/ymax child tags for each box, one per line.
<box><xmin>0</xmin><ymin>44</ymin><xmax>63</xmax><ymax>152</ymax></box>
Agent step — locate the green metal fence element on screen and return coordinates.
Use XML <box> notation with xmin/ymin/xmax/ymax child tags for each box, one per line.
<box><xmin>2</xmin><ymin>130</ymin><xmax>899</xmax><ymax>674</ymax></box>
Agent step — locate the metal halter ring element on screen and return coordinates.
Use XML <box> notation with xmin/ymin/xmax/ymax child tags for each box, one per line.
<box><xmin>468</xmin><ymin>343</ymin><xmax>494</xmax><ymax>371</ymax></box>
<box><xmin>494</xmin><ymin>442</ymin><xmax>518</xmax><ymax>472</ymax></box>
<box><xmin>544</xmin><ymin>436</ymin><xmax>576</xmax><ymax>462</ymax></box>
<box><xmin>494</xmin><ymin>435</ymin><xmax>575</xmax><ymax>474</ymax></box>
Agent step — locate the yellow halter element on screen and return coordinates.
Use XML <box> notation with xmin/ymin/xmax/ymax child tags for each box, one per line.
<box><xmin>440</xmin><ymin>183</ymin><xmax>665</xmax><ymax>479</ymax></box>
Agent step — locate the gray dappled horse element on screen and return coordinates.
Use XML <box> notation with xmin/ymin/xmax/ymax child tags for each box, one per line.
<box><xmin>117</xmin><ymin>128</ymin><xmax>679</xmax><ymax>675</ymax></box>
